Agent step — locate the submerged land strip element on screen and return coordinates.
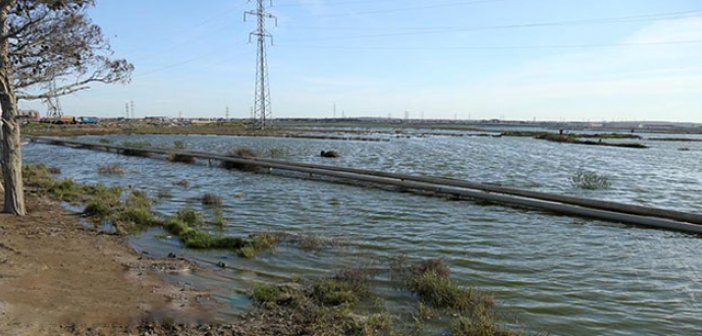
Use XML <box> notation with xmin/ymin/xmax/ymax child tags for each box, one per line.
<box><xmin>21</xmin><ymin>120</ymin><xmax>664</xmax><ymax>149</ymax></box>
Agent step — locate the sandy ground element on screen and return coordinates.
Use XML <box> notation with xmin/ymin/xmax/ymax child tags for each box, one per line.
<box><xmin>0</xmin><ymin>192</ymin><xmax>217</xmax><ymax>335</ymax></box>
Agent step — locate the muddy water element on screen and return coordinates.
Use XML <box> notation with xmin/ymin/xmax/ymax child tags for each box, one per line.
<box><xmin>23</xmin><ymin>132</ymin><xmax>702</xmax><ymax>335</ymax></box>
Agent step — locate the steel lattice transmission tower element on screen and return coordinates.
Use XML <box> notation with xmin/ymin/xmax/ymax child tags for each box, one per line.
<box><xmin>245</xmin><ymin>0</ymin><xmax>277</xmax><ymax>130</ymax></box>
<box><xmin>45</xmin><ymin>81</ymin><xmax>62</xmax><ymax>119</ymax></box>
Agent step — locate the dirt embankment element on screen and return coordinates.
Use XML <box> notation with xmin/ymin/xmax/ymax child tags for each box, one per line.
<box><xmin>0</xmin><ymin>192</ymin><xmax>216</xmax><ymax>335</ymax></box>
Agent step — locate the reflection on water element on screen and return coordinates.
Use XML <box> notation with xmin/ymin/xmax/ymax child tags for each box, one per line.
<box><xmin>23</xmin><ymin>133</ymin><xmax>702</xmax><ymax>335</ymax></box>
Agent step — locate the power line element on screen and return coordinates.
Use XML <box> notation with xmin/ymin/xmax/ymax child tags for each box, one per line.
<box><xmin>245</xmin><ymin>0</ymin><xmax>277</xmax><ymax>131</ymax></box>
<box><xmin>125</xmin><ymin>2</ymin><xmax>249</xmax><ymax>63</ymax></box>
<box><xmin>287</xmin><ymin>9</ymin><xmax>702</xmax><ymax>42</ymax></box>
<box><xmin>275</xmin><ymin>0</ymin><xmax>422</xmax><ymax>8</ymax></box>
<box><xmin>291</xmin><ymin>0</ymin><xmax>508</xmax><ymax>18</ymax></box>
<box><xmin>278</xmin><ymin>39</ymin><xmax>702</xmax><ymax>51</ymax></box>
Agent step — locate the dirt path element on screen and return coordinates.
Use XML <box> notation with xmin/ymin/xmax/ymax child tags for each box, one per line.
<box><xmin>0</xmin><ymin>192</ymin><xmax>215</xmax><ymax>335</ymax></box>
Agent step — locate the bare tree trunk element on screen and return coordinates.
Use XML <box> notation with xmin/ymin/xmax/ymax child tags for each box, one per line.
<box><xmin>0</xmin><ymin>5</ymin><xmax>25</xmax><ymax>215</ymax></box>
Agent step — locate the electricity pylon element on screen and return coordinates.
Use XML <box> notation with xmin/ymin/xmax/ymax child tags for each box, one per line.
<box><xmin>245</xmin><ymin>0</ymin><xmax>277</xmax><ymax>131</ymax></box>
<box><xmin>45</xmin><ymin>81</ymin><xmax>62</xmax><ymax>119</ymax></box>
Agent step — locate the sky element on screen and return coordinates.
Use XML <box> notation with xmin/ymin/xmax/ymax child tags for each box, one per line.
<box><xmin>19</xmin><ymin>0</ymin><xmax>702</xmax><ymax>122</ymax></box>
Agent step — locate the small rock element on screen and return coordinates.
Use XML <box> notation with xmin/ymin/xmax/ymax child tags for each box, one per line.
<box><xmin>320</xmin><ymin>150</ymin><xmax>339</xmax><ymax>158</ymax></box>
<box><xmin>167</xmin><ymin>252</ymin><xmax>177</xmax><ymax>258</ymax></box>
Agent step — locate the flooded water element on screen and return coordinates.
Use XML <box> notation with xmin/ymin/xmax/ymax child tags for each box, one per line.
<box><xmin>23</xmin><ymin>132</ymin><xmax>702</xmax><ymax>335</ymax></box>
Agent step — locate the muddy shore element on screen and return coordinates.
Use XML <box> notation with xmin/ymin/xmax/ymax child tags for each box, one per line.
<box><xmin>0</xmin><ymin>191</ymin><xmax>223</xmax><ymax>335</ymax></box>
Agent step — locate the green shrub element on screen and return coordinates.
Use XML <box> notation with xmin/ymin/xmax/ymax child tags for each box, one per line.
<box><xmin>252</xmin><ymin>283</ymin><xmax>282</xmax><ymax>304</ymax></box>
<box><xmin>118</xmin><ymin>206</ymin><xmax>156</xmax><ymax>227</ymax></box>
<box><xmin>175</xmin><ymin>207</ymin><xmax>204</xmax><ymax>226</ymax></box>
<box><xmin>83</xmin><ymin>199</ymin><xmax>117</xmax><ymax>221</ymax></box>
<box><xmin>126</xmin><ymin>190</ymin><xmax>151</xmax><ymax>208</ymax></box>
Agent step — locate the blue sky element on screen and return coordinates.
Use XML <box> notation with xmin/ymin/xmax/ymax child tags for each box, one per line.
<box><xmin>20</xmin><ymin>0</ymin><xmax>702</xmax><ymax>122</ymax></box>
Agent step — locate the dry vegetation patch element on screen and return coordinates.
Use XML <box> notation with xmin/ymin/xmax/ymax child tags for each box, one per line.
<box><xmin>97</xmin><ymin>163</ymin><xmax>125</xmax><ymax>175</ymax></box>
<box><xmin>222</xmin><ymin>147</ymin><xmax>261</xmax><ymax>172</ymax></box>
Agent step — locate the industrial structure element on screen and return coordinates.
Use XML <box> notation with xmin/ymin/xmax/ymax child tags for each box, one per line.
<box><xmin>245</xmin><ymin>0</ymin><xmax>277</xmax><ymax>130</ymax></box>
<box><xmin>45</xmin><ymin>81</ymin><xmax>62</xmax><ymax>119</ymax></box>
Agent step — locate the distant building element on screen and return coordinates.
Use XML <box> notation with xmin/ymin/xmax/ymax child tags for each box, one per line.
<box><xmin>17</xmin><ymin>109</ymin><xmax>40</xmax><ymax>123</ymax></box>
<box><xmin>190</xmin><ymin>119</ymin><xmax>215</xmax><ymax>125</ymax></box>
<box><xmin>145</xmin><ymin>116</ymin><xmax>171</xmax><ymax>122</ymax></box>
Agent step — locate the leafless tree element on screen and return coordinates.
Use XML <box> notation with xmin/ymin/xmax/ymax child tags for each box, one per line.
<box><xmin>0</xmin><ymin>0</ymin><xmax>133</xmax><ymax>215</ymax></box>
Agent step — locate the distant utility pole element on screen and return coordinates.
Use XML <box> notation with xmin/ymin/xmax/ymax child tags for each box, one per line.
<box><xmin>130</xmin><ymin>100</ymin><xmax>135</xmax><ymax>119</ymax></box>
<box><xmin>333</xmin><ymin>103</ymin><xmax>337</xmax><ymax>119</ymax></box>
<box><xmin>124</xmin><ymin>102</ymin><xmax>130</xmax><ymax>119</ymax></box>
<box><xmin>245</xmin><ymin>0</ymin><xmax>277</xmax><ymax>131</ymax></box>
<box><xmin>226</xmin><ymin>106</ymin><xmax>230</xmax><ymax>119</ymax></box>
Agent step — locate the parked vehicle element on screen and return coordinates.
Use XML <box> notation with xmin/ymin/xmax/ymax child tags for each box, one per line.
<box><xmin>77</xmin><ymin>116</ymin><xmax>98</xmax><ymax>124</ymax></box>
<box><xmin>59</xmin><ymin>116</ymin><xmax>76</xmax><ymax>124</ymax></box>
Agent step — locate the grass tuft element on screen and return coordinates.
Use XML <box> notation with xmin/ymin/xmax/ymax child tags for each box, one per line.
<box><xmin>391</xmin><ymin>257</ymin><xmax>482</xmax><ymax>312</ymax></box>
<box><xmin>238</xmin><ymin>245</ymin><xmax>256</xmax><ymax>258</ymax></box>
<box><xmin>201</xmin><ymin>193</ymin><xmax>223</xmax><ymax>206</ymax></box>
<box><xmin>173</xmin><ymin>140</ymin><xmax>187</xmax><ymax>149</ymax></box>
<box><xmin>97</xmin><ymin>163</ymin><xmax>125</xmax><ymax>175</ymax></box>
<box><xmin>312</xmin><ymin>279</ymin><xmax>361</xmax><ymax>307</ymax></box>
<box><xmin>47</xmin><ymin>166</ymin><xmax>62</xmax><ymax>174</ymax></box>
<box><xmin>570</xmin><ymin>170</ymin><xmax>611</xmax><ymax>190</ymax></box>
<box><xmin>163</xmin><ymin>217</ymin><xmax>245</xmax><ymax>249</ymax></box>
<box><xmin>212</xmin><ymin>208</ymin><xmax>226</xmax><ymax>227</ymax></box>
<box><xmin>157</xmin><ymin>190</ymin><xmax>172</xmax><ymax>199</ymax></box>
<box><xmin>268</xmin><ymin>147</ymin><xmax>289</xmax><ymax>158</ymax></box>
<box><xmin>250</xmin><ymin>232</ymin><xmax>282</xmax><ymax>250</ymax></box>
<box><xmin>252</xmin><ymin>283</ymin><xmax>282</xmax><ymax>304</ymax></box>
<box><xmin>175</xmin><ymin>207</ymin><xmax>204</xmax><ymax>226</ymax></box>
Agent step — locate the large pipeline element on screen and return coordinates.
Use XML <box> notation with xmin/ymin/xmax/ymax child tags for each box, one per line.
<box><xmin>184</xmin><ymin>149</ymin><xmax>702</xmax><ymax>225</ymax></box>
<box><xmin>32</xmin><ymin>136</ymin><xmax>702</xmax><ymax>234</ymax></box>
